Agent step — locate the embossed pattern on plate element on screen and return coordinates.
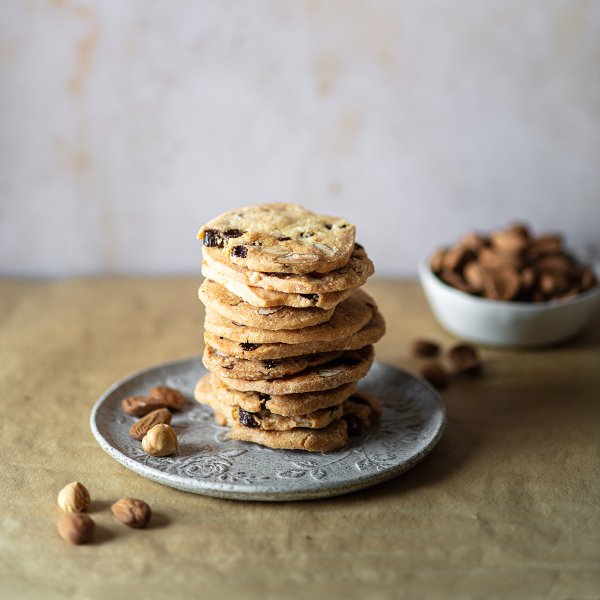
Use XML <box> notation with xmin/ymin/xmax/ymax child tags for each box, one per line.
<box><xmin>90</xmin><ymin>358</ymin><xmax>446</xmax><ymax>501</ymax></box>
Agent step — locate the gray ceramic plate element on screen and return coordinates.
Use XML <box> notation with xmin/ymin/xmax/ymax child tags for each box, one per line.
<box><xmin>90</xmin><ymin>358</ymin><xmax>446</xmax><ymax>501</ymax></box>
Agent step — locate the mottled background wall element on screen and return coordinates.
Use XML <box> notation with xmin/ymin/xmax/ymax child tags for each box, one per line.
<box><xmin>1</xmin><ymin>0</ymin><xmax>599</xmax><ymax>277</ymax></box>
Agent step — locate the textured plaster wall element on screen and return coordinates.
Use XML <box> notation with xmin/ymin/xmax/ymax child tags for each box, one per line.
<box><xmin>1</xmin><ymin>0</ymin><xmax>599</xmax><ymax>277</ymax></box>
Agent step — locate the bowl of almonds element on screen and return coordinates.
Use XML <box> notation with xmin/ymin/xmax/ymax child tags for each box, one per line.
<box><xmin>419</xmin><ymin>224</ymin><xmax>600</xmax><ymax>347</ymax></box>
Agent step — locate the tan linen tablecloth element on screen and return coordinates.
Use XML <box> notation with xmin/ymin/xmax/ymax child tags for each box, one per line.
<box><xmin>1</xmin><ymin>277</ymin><xmax>599</xmax><ymax>600</ymax></box>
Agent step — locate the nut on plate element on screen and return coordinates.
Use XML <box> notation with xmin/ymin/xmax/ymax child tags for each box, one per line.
<box><xmin>121</xmin><ymin>395</ymin><xmax>168</xmax><ymax>417</ymax></box>
<box><xmin>57</xmin><ymin>481</ymin><xmax>91</xmax><ymax>513</ymax></box>
<box><xmin>129</xmin><ymin>407</ymin><xmax>172</xmax><ymax>440</ymax></box>
<box><xmin>57</xmin><ymin>513</ymin><xmax>95</xmax><ymax>545</ymax></box>
<box><xmin>141</xmin><ymin>424</ymin><xmax>178</xmax><ymax>456</ymax></box>
<box><xmin>149</xmin><ymin>386</ymin><xmax>186</xmax><ymax>411</ymax></box>
<box><xmin>111</xmin><ymin>497</ymin><xmax>152</xmax><ymax>528</ymax></box>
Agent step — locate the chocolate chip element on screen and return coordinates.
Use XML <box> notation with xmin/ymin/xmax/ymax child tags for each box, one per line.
<box><xmin>324</xmin><ymin>223</ymin><xmax>332</xmax><ymax>230</ymax></box>
<box><xmin>240</xmin><ymin>342</ymin><xmax>260</xmax><ymax>351</ymax></box>
<box><xmin>202</xmin><ymin>228</ymin><xmax>223</xmax><ymax>247</ymax></box>
<box><xmin>238</xmin><ymin>408</ymin><xmax>259</xmax><ymax>428</ymax></box>
<box><xmin>231</xmin><ymin>245</ymin><xmax>248</xmax><ymax>258</ymax></box>
<box><xmin>257</xmin><ymin>393</ymin><xmax>271</xmax><ymax>401</ymax></box>
<box><xmin>300</xmin><ymin>232</ymin><xmax>314</xmax><ymax>238</ymax></box>
<box><xmin>262</xmin><ymin>359</ymin><xmax>280</xmax><ymax>369</ymax></box>
<box><xmin>411</xmin><ymin>339</ymin><xmax>440</xmax><ymax>358</ymax></box>
<box><xmin>300</xmin><ymin>293</ymin><xmax>319</xmax><ymax>303</ymax></box>
<box><xmin>339</xmin><ymin>223</ymin><xmax>348</xmax><ymax>228</ymax></box>
<box><xmin>354</xmin><ymin>242</ymin><xmax>363</xmax><ymax>251</ymax></box>
<box><xmin>223</xmin><ymin>228</ymin><xmax>243</xmax><ymax>239</ymax></box>
<box><xmin>345</xmin><ymin>415</ymin><xmax>363</xmax><ymax>437</ymax></box>
<box><xmin>277</xmin><ymin>236</ymin><xmax>292</xmax><ymax>241</ymax></box>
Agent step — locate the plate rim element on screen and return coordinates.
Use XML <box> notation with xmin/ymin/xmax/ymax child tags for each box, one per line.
<box><xmin>90</xmin><ymin>356</ymin><xmax>446</xmax><ymax>501</ymax></box>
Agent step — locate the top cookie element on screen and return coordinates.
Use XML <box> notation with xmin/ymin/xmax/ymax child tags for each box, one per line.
<box><xmin>198</xmin><ymin>203</ymin><xmax>356</xmax><ymax>275</ymax></box>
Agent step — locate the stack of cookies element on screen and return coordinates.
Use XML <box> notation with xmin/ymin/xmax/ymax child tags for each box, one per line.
<box><xmin>194</xmin><ymin>203</ymin><xmax>385</xmax><ymax>452</ymax></box>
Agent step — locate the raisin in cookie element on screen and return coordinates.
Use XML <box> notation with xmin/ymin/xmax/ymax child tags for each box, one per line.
<box><xmin>229</xmin><ymin>420</ymin><xmax>348</xmax><ymax>452</ymax></box>
<box><xmin>198</xmin><ymin>203</ymin><xmax>356</xmax><ymax>275</ymax></box>
<box><xmin>202</xmin><ymin>259</ymin><xmax>356</xmax><ymax>309</ymax></box>
<box><xmin>204</xmin><ymin>310</ymin><xmax>385</xmax><ymax>360</ymax></box>
<box><xmin>198</xmin><ymin>279</ymin><xmax>335</xmax><ymax>330</ymax></box>
<box><xmin>343</xmin><ymin>392</ymin><xmax>382</xmax><ymax>437</ymax></box>
<box><xmin>204</xmin><ymin>290</ymin><xmax>377</xmax><ymax>345</ymax></box>
<box><xmin>221</xmin><ymin>346</ymin><xmax>374</xmax><ymax>395</ymax></box>
<box><xmin>202</xmin><ymin>346</ymin><xmax>342</xmax><ymax>380</ymax></box>
<box><xmin>195</xmin><ymin>378</ymin><xmax>345</xmax><ymax>430</ymax></box>
<box><xmin>202</xmin><ymin>242</ymin><xmax>374</xmax><ymax>294</ymax></box>
<box><xmin>198</xmin><ymin>374</ymin><xmax>356</xmax><ymax>415</ymax></box>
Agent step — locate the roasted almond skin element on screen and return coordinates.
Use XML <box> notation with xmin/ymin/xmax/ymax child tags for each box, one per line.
<box><xmin>411</xmin><ymin>339</ymin><xmax>440</xmax><ymax>358</ymax></box>
<box><xmin>420</xmin><ymin>362</ymin><xmax>449</xmax><ymax>389</ymax></box>
<box><xmin>111</xmin><ymin>497</ymin><xmax>152</xmax><ymax>528</ymax></box>
<box><xmin>57</xmin><ymin>513</ymin><xmax>95</xmax><ymax>545</ymax></box>
<box><xmin>429</xmin><ymin>225</ymin><xmax>596</xmax><ymax>302</ymax></box>
<box><xmin>447</xmin><ymin>343</ymin><xmax>481</xmax><ymax>374</ymax></box>
<box><xmin>129</xmin><ymin>408</ymin><xmax>172</xmax><ymax>440</ymax></box>
<box><xmin>121</xmin><ymin>395</ymin><xmax>168</xmax><ymax>417</ymax></box>
<box><xmin>149</xmin><ymin>386</ymin><xmax>186</xmax><ymax>411</ymax></box>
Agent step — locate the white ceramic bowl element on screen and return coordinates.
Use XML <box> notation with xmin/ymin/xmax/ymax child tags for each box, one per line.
<box><xmin>418</xmin><ymin>259</ymin><xmax>600</xmax><ymax>347</ymax></box>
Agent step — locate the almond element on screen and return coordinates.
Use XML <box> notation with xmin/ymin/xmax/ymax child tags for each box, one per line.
<box><xmin>129</xmin><ymin>408</ymin><xmax>172</xmax><ymax>440</ymax></box>
<box><xmin>149</xmin><ymin>386</ymin><xmax>186</xmax><ymax>411</ymax></box>
<box><xmin>121</xmin><ymin>395</ymin><xmax>168</xmax><ymax>417</ymax></box>
<box><xmin>490</xmin><ymin>230</ymin><xmax>528</xmax><ymax>255</ymax></box>
<box><xmin>57</xmin><ymin>481</ymin><xmax>90</xmax><ymax>513</ymax></box>
<box><xmin>431</xmin><ymin>225</ymin><xmax>596</xmax><ymax>302</ymax></box>
<box><xmin>57</xmin><ymin>513</ymin><xmax>95</xmax><ymax>545</ymax></box>
<box><xmin>419</xmin><ymin>362</ymin><xmax>448</xmax><ymax>389</ymax></box>
<box><xmin>447</xmin><ymin>343</ymin><xmax>481</xmax><ymax>374</ymax></box>
<box><xmin>111</xmin><ymin>497</ymin><xmax>152</xmax><ymax>528</ymax></box>
<box><xmin>481</xmin><ymin>265</ymin><xmax>520</xmax><ymax>301</ymax></box>
<box><xmin>411</xmin><ymin>339</ymin><xmax>440</xmax><ymax>358</ymax></box>
<box><xmin>429</xmin><ymin>248</ymin><xmax>447</xmax><ymax>273</ymax></box>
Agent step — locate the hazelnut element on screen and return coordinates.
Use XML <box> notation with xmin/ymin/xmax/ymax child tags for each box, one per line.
<box><xmin>141</xmin><ymin>424</ymin><xmax>178</xmax><ymax>456</ymax></box>
<box><xmin>57</xmin><ymin>481</ymin><xmax>91</xmax><ymax>513</ymax></box>
<box><xmin>111</xmin><ymin>497</ymin><xmax>152</xmax><ymax>529</ymax></box>
<box><xmin>57</xmin><ymin>513</ymin><xmax>95</xmax><ymax>545</ymax></box>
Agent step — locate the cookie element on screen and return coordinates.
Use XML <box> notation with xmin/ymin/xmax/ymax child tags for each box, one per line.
<box><xmin>343</xmin><ymin>392</ymin><xmax>382</xmax><ymax>436</ymax></box>
<box><xmin>200</xmin><ymin>374</ymin><xmax>356</xmax><ymax>415</ymax></box>
<box><xmin>201</xmin><ymin>259</ymin><xmax>356</xmax><ymax>309</ymax></box>
<box><xmin>198</xmin><ymin>203</ymin><xmax>356</xmax><ymax>275</ymax></box>
<box><xmin>198</xmin><ymin>279</ymin><xmax>334</xmax><ymax>330</ymax></box>
<box><xmin>202</xmin><ymin>242</ymin><xmax>374</xmax><ymax>294</ymax></box>
<box><xmin>204</xmin><ymin>310</ymin><xmax>385</xmax><ymax>360</ymax></box>
<box><xmin>204</xmin><ymin>289</ymin><xmax>377</xmax><ymax>345</ymax></box>
<box><xmin>228</xmin><ymin>420</ymin><xmax>348</xmax><ymax>452</ymax></box>
<box><xmin>220</xmin><ymin>346</ymin><xmax>374</xmax><ymax>395</ymax></box>
<box><xmin>195</xmin><ymin>379</ymin><xmax>345</xmax><ymax>430</ymax></box>
<box><xmin>202</xmin><ymin>346</ymin><xmax>342</xmax><ymax>381</ymax></box>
